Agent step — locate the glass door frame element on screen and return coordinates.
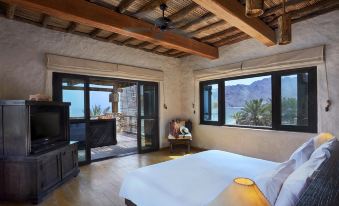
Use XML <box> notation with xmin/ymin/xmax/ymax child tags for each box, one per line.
<box><xmin>137</xmin><ymin>81</ymin><xmax>160</xmax><ymax>153</ymax></box>
<box><xmin>53</xmin><ymin>73</ymin><xmax>91</xmax><ymax>165</ymax></box>
<box><xmin>53</xmin><ymin>73</ymin><xmax>160</xmax><ymax>164</ymax></box>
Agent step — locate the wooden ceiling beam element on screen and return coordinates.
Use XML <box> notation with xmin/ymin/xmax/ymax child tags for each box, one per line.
<box><xmin>163</xmin><ymin>49</ymin><xmax>177</xmax><ymax>55</ymax></box>
<box><xmin>213</xmin><ymin>33</ymin><xmax>250</xmax><ymax>47</ymax></box>
<box><xmin>268</xmin><ymin>0</ymin><xmax>339</xmax><ymax>27</ymax></box>
<box><xmin>291</xmin><ymin>4</ymin><xmax>339</xmax><ymax>24</ymax></box>
<box><xmin>118</xmin><ymin>0</ymin><xmax>135</xmax><ymax>14</ymax></box>
<box><xmin>172</xmin><ymin>52</ymin><xmax>187</xmax><ymax>58</ymax></box>
<box><xmin>179</xmin><ymin>13</ymin><xmax>215</xmax><ymax>30</ymax></box>
<box><xmin>6</xmin><ymin>4</ymin><xmax>16</xmax><ymax>19</ymax></box>
<box><xmin>89</xmin><ymin>28</ymin><xmax>101</xmax><ymax>38</ymax></box>
<box><xmin>189</xmin><ymin>20</ymin><xmax>226</xmax><ymax>37</ymax></box>
<box><xmin>88</xmin><ymin>0</ymin><xmax>117</xmax><ymax>11</ymax></box>
<box><xmin>262</xmin><ymin>0</ymin><xmax>306</xmax><ymax>19</ymax></box>
<box><xmin>177</xmin><ymin>54</ymin><xmax>190</xmax><ymax>58</ymax></box>
<box><xmin>66</xmin><ymin>22</ymin><xmax>78</xmax><ymax>33</ymax></box>
<box><xmin>106</xmin><ymin>33</ymin><xmax>119</xmax><ymax>42</ymax></box>
<box><xmin>192</xmin><ymin>0</ymin><xmax>276</xmax><ymax>46</ymax></box>
<box><xmin>150</xmin><ymin>45</ymin><xmax>161</xmax><ymax>52</ymax></box>
<box><xmin>3</xmin><ymin>0</ymin><xmax>218</xmax><ymax>59</ymax></box>
<box><xmin>288</xmin><ymin>0</ymin><xmax>339</xmax><ymax>20</ymax></box>
<box><xmin>199</xmin><ymin>27</ymin><xmax>241</xmax><ymax>42</ymax></box>
<box><xmin>121</xmin><ymin>37</ymin><xmax>135</xmax><ymax>45</ymax></box>
<box><xmin>134</xmin><ymin>0</ymin><xmax>170</xmax><ymax>16</ymax></box>
<box><xmin>215</xmin><ymin>35</ymin><xmax>251</xmax><ymax>47</ymax></box>
<box><xmin>41</xmin><ymin>14</ymin><xmax>50</xmax><ymax>27</ymax></box>
<box><xmin>136</xmin><ymin>41</ymin><xmax>152</xmax><ymax>48</ymax></box>
<box><xmin>169</xmin><ymin>3</ymin><xmax>199</xmax><ymax>22</ymax></box>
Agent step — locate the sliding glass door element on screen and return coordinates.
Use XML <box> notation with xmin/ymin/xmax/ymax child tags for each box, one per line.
<box><xmin>138</xmin><ymin>82</ymin><xmax>159</xmax><ymax>153</ymax></box>
<box><xmin>53</xmin><ymin>74</ymin><xmax>90</xmax><ymax>165</ymax></box>
<box><xmin>53</xmin><ymin>73</ymin><xmax>160</xmax><ymax>164</ymax></box>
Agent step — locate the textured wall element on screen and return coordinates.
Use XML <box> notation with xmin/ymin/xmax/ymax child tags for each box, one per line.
<box><xmin>0</xmin><ymin>18</ymin><xmax>182</xmax><ymax>148</ymax></box>
<box><xmin>1</xmin><ymin>11</ymin><xmax>338</xmax><ymax>162</ymax></box>
<box><xmin>180</xmin><ymin>11</ymin><xmax>339</xmax><ymax>162</ymax></box>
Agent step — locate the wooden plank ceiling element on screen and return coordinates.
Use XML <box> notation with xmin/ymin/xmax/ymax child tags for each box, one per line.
<box><xmin>0</xmin><ymin>0</ymin><xmax>337</xmax><ymax>59</ymax></box>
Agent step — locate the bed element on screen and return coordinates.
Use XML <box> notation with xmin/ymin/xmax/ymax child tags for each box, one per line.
<box><xmin>120</xmin><ymin>140</ymin><xmax>339</xmax><ymax>206</ymax></box>
<box><xmin>119</xmin><ymin>150</ymin><xmax>279</xmax><ymax>206</ymax></box>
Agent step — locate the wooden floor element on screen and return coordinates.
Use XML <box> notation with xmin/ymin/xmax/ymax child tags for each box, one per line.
<box><xmin>2</xmin><ymin>147</ymin><xmax>202</xmax><ymax>206</ymax></box>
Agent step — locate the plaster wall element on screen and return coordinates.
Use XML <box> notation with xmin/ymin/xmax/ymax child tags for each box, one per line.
<box><xmin>180</xmin><ymin>11</ymin><xmax>339</xmax><ymax>162</ymax></box>
<box><xmin>0</xmin><ymin>18</ymin><xmax>182</xmax><ymax>148</ymax></box>
<box><xmin>0</xmin><ymin>11</ymin><xmax>338</xmax><ymax>162</ymax></box>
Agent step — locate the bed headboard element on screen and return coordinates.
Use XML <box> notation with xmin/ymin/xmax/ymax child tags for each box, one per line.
<box><xmin>296</xmin><ymin>140</ymin><xmax>339</xmax><ymax>206</ymax></box>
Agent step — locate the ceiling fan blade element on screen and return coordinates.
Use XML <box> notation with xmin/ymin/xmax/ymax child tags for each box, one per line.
<box><xmin>124</xmin><ymin>27</ymin><xmax>152</xmax><ymax>33</ymax></box>
<box><xmin>169</xmin><ymin>29</ymin><xmax>192</xmax><ymax>38</ymax></box>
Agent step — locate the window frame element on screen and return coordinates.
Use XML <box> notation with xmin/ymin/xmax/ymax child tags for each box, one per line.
<box><xmin>199</xmin><ymin>67</ymin><xmax>317</xmax><ymax>133</ymax></box>
<box><xmin>199</xmin><ymin>79</ymin><xmax>224</xmax><ymax>125</ymax></box>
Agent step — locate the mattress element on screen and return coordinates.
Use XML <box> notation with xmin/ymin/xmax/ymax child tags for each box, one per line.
<box><xmin>120</xmin><ymin>150</ymin><xmax>279</xmax><ymax>206</ymax></box>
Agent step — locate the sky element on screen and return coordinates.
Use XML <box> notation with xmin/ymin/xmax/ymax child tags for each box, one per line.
<box><xmin>63</xmin><ymin>90</ymin><xmax>112</xmax><ymax>118</ymax></box>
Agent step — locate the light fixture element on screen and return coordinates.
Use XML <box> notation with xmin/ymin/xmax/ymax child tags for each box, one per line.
<box><xmin>208</xmin><ymin>177</ymin><xmax>270</xmax><ymax>206</ymax></box>
<box><xmin>278</xmin><ymin>0</ymin><xmax>292</xmax><ymax>45</ymax></box>
<box><xmin>314</xmin><ymin>133</ymin><xmax>335</xmax><ymax>148</ymax></box>
<box><xmin>245</xmin><ymin>0</ymin><xmax>264</xmax><ymax>17</ymax></box>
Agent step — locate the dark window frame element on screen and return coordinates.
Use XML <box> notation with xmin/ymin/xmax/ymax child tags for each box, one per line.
<box><xmin>199</xmin><ymin>67</ymin><xmax>318</xmax><ymax>133</ymax></box>
<box><xmin>199</xmin><ymin>79</ymin><xmax>224</xmax><ymax>125</ymax></box>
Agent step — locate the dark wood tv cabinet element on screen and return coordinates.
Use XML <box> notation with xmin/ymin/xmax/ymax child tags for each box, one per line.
<box><xmin>0</xmin><ymin>100</ymin><xmax>79</xmax><ymax>204</ymax></box>
<box><xmin>0</xmin><ymin>142</ymin><xmax>79</xmax><ymax>204</ymax></box>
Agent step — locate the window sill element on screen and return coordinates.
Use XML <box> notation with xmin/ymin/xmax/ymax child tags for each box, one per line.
<box><xmin>199</xmin><ymin>123</ymin><xmax>317</xmax><ymax>134</ymax></box>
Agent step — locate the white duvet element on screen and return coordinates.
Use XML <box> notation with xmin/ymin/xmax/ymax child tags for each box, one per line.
<box><xmin>119</xmin><ymin>150</ymin><xmax>279</xmax><ymax>206</ymax></box>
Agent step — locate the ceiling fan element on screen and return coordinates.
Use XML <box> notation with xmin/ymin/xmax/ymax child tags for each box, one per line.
<box><xmin>154</xmin><ymin>3</ymin><xmax>174</xmax><ymax>31</ymax></box>
<box><xmin>88</xmin><ymin>0</ymin><xmax>189</xmax><ymax>40</ymax></box>
<box><xmin>125</xmin><ymin>3</ymin><xmax>189</xmax><ymax>40</ymax></box>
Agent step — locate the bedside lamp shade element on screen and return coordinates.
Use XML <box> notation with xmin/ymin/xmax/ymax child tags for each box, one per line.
<box><xmin>208</xmin><ymin>178</ymin><xmax>270</xmax><ymax>206</ymax></box>
<box><xmin>314</xmin><ymin>133</ymin><xmax>335</xmax><ymax>148</ymax></box>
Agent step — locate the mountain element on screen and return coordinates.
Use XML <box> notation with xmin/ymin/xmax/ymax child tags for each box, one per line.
<box><xmin>225</xmin><ymin>76</ymin><xmax>297</xmax><ymax>107</ymax></box>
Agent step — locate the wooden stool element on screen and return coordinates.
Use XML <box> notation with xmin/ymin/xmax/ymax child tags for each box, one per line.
<box><xmin>168</xmin><ymin>136</ymin><xmax>192</xmax><ymax>153</ymax></box>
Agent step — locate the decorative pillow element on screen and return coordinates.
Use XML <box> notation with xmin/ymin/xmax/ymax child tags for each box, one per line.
<box><xmin>275</xmin><ymin>146</ymin><xmax>329</xmax><ymax>206</ymax></box>
<box><xmin>313</xmin><ymin>133</ymin><xmax>335</xmax><ymax>148</ymax></box>
<box><xmin>255</xmin><ymin>159</ymin><xmax>296</xmax><ymax>206</ymax></box>
<box><xmin>289</xmin><ymin>138</ymin><xmax>314</xmax><ymax>168</ymax></box>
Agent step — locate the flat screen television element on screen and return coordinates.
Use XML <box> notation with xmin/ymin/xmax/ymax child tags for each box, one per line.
<box><xmin>30</xmin><ymin>106</ymin><xmax>68</xmax><ymax>153</ymax></box>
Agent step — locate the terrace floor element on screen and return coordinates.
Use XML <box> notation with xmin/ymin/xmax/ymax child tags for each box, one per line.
<box><xmin>91</xmin><ymin>132</ymin><xmax>138</xmax><ymax>161</ymax></box>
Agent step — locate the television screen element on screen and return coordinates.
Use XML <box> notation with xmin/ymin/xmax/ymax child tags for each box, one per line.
<box><xmin>31</xmin><ymin>112</ymin><xmax>61</xmax><ymax>142</ymax></box>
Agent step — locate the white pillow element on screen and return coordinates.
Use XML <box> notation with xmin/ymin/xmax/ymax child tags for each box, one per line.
<box><xmin>310</xmin><ymin>137</ymin><xmax>336</xmax><ymax>159</ymax></box>
<box><xmin>289</xmin><ymin>138</ymin><xmax>314</xmax><ymax>168</ymax></box>
<box><xmin>275</xmin><ymin>146</ymin><xmax>329</xmax><ymax>206</ymax></box>
<box><xmin>255</xmin><ymin>159</ymin><xmax>296</xmax><ymax>206</ymax></box>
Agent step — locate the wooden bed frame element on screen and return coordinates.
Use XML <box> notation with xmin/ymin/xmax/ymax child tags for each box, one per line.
<box><xmin>125</xmin><ymin>141</ymin><xmax>339</xmax><ymax>206</ymax></box>
<box><xmin>125</xmin><ymin>199</ymin><xmax>136</xmax><ymax>206</ymax></box>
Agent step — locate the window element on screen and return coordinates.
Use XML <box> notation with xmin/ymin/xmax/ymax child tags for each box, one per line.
<box><xmin>62</xmin><ymin>79</ymin><xmax>85</xmax><ymax>119</ymax></box>
<box><xmin>89</xmin><ymin>79</ymin><xmax>114</xmax><ymax>120</ymax></box>
<box><xmin>225</xmin><ymin>75</ymin><xmax>272</xmax><ymax>127</ymax></box>
<box><xmin>200</xmin><ymin>67</ymin><xmax>317</xmax><ymax>133</ymax></box>
<box><xmin>281</xmin><ymin>74</ymin><xmax>308</xmax><ymax>126</ymax></box>
<box><xmin>200</xmin><ymin>82</ymin><xmax>220</xmax><ymax>124</ymax></box>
